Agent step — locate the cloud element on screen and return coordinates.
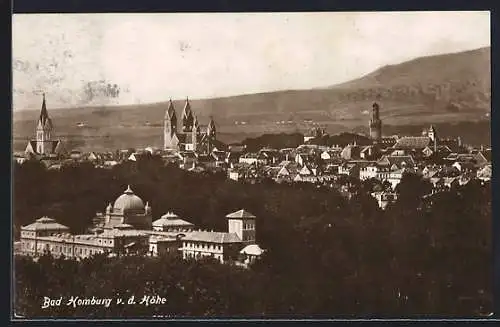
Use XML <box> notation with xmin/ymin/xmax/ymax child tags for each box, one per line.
<box><xmin>12</xmin><ymin>12</ymin><xmax>490</xmax><ymax>109</ymax></box>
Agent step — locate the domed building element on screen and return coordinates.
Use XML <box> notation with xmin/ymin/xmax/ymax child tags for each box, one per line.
<box><xmin>94</xmin><ymin>185</ymin><xmax>152</xmax><ymax>230</ymax></box>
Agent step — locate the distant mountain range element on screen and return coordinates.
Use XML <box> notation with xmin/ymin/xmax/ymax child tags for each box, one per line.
<box><xmin>13</xmin><ymin>47</ymin><xmax>491</xmax><ymax>152</ymax></box>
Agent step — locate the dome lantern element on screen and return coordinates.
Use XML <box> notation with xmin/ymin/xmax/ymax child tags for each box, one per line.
<box><xmin>124</xmin><ymin>185</ymin><xmax>134</xmax><ymax>195</ymax></box>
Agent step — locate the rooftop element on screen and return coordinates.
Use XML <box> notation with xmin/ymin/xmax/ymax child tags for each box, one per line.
<box><xmin>153</xmin><ymin>212</ymin><xmax>194</xmax><ymax>227</ymax></box>
<box><xmin>226</xmin><ymin>209</ymin><xmax>256</xmax><ymax>219</ymax></box>
<box><xmin>22</xmin><ymin>217</ymin><xmax>70</xmax><ymax>231</ymax></box>
<box><xmin>183</xmin><ymin>231</ymin><xmax>242</xmax><ymax>244</ymax></box>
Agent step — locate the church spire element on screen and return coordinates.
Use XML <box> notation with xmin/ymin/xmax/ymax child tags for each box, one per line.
<box><xmin>193</xmin><ymin>113</ymin><xmax>199</xmax><ymax>130</ymax></box>
<box><xmin>207</xmin><ymin>116</ymin><xmax>216</xmax><ymax>139</ymax></box>
<box><xmin>182</xmin><ymin>97</ymin><xmax>194</xmax><ymax>132</ymax></box>
<box><xmin>165</xmin><ymin>98</ymin><xmax>176</xmax><ymax>119</ymax></box>
<box><xmin>39</xmin><ymin>93</ymin><xmax>51</xmax><ymax>128</ymax></box>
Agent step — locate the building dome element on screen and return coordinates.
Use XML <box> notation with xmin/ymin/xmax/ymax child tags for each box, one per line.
<box><xmin>113</xmin><ymin>185</ymin><xmax>145</xmax><ymax>212</ymax></box>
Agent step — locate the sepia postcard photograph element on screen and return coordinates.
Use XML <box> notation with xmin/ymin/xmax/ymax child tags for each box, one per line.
<box><xmin>12</xmin><ymin>11</ymin><xmax>492</xmax><ymax>319</ymax></box>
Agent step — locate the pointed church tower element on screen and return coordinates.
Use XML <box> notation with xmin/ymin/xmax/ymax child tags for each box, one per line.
<box><xmin>428</xmin><ymin>125</ymin><xmax>437</xmax><ymax>153</ymax></box>
<box><xmin>36</xmin><ymin>93</ymin><xmax>53</xmax><ymax>155</ymax></box>
<box><xmin>206</xmin><ymin>116</ymin><xmax>217</xmax><ymax>153</ymax></box>
<box><xmin>207</xmin><ymin>116</ymin><xmax>216</xmax><ymax>140</ymax></box>
<box><xmin>164</xmin><ymin>99</ymin><xmax>178</xmax><ymax>150</ymax></box>
<box><xmin>182</xmin><ymin>97</ymin><xmax>194</xmax><ymax>132</ymax></box>
<box><xmin>191</xmin><ymin>114</ymin><xmax>200</xmax><ymax>152</ymax></box>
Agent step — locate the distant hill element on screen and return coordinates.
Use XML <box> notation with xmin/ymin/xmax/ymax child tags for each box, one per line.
<box><xmin>328</xmin><ymin>46</ymin><xmax>490</xmax><ymax>113</ymax></box>
<box><xmin>13</xmin><ymin>47</ymin><xmax>490</xmax><ymax>152</ymax></box>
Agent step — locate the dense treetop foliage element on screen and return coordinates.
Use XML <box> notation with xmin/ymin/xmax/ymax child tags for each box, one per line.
<box><xmin>241</xmin><ymin>133</ymin><xmax>304</xmax><ymax>152</ymax></box>
<box><xmin>14</xmin><ymin>159</ymin><xmax>492</xmax><ymax>317</ymax></box>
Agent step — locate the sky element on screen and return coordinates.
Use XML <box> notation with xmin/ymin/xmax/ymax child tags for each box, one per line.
<box><xmin>12</xmin><ymin>11</ymin><xmax>490</xmax><ymax>110</ymax></box>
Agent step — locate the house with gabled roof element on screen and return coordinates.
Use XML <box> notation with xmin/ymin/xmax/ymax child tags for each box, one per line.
<box><xmin>452</xmin><ymin>161</ymin><xmax>477</xmax><ymax>173</ymax></box>
<box><xmin>273</xmin><ymin>161</ymin><xmax>298</xmax><ymax>182</ymax></box>
<box><xmin>422</xmin><ymin>145</ymin><xmax>452</xmax><ymax>158</ymax></box>
<box><xmin>377</xmin><ymin>155</ymin><xmax>415</xmax><ymax>170</ymax></box>
<box><xmin>474</xmin><ymin>150</ymin><xmax>492</xmax><ymax>167</ymax></box>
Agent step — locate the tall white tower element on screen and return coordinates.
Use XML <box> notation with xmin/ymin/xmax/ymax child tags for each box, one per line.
<box><xmin>35</xmin><ymin>93</ymin><xmax>53</xmax><ymax>155</ymax></box>
<box><xmin>226</xmin><ymin>209</ymin><xmax>256</xmax><ymax>244</ymax></box>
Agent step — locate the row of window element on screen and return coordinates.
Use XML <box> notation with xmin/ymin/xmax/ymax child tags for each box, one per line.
<box><xmin>184</xmin><ymin>251</ymin><xmax>223</xmax><ymax>261</ymax></box>
<box><xmin>153</xmin><ymin>227</ymin><xmax>192</xmax><ymax>232</ymax></box>
<box><xmin>97</xmin><ymin>239</ymin><xmax>113</xmax><ymax>245</ymax></box>
<box><xmin>242</xmin><ymin>234</ymin><xmax>255</xmax><ymax>241</ymax></box>
<box><xmin>243</xmin><ymin>223</ymin><xmax>254</xmax><ymax>230</ymax></box>
<box><xmin>22</xmin><ymin>241</ymin><xmax>105</xmax><ymax>257</ymax></box>
<box><xmin>183</xmin><ymin>242</ymin><xmax>222</xmax><ymax>251</ymax></box>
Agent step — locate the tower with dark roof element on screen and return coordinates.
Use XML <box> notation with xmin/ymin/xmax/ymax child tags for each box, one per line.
<box><xmin>369</xmin><ymin>102</ymin><xmax>382</xmax><ymax>142</ymax></box>
<box><xmin>181</xmin><ymin>97</ymin><xmax>194</xmax><ymax>132</ymax></box>
<box><xmin>164</xmin><ymin>99</ymin><xmax>179</xmax><ymax>150</ymax></box>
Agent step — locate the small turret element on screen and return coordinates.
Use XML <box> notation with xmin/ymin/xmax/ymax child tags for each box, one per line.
<box><xmin>145</xmin><ymin>201</ymin><xmax>151</xmax><ymax>214</ymax></box>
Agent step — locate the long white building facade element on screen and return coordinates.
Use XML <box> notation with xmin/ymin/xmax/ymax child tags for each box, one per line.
<box><xmin>19</xmin><ymin>186</ymin><xmax>264</xmax><ymax>266</ymax></box>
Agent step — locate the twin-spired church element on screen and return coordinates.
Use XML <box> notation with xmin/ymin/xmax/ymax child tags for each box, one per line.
<box><xmin>164</xmin><ymin>97</ymin><xmax>218</xmax><ymax>153</ymax></box>
<box><xmin>22</xmin><ymin>94</ymin><xmax>222</xmax><ymax>159</ymax></box>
